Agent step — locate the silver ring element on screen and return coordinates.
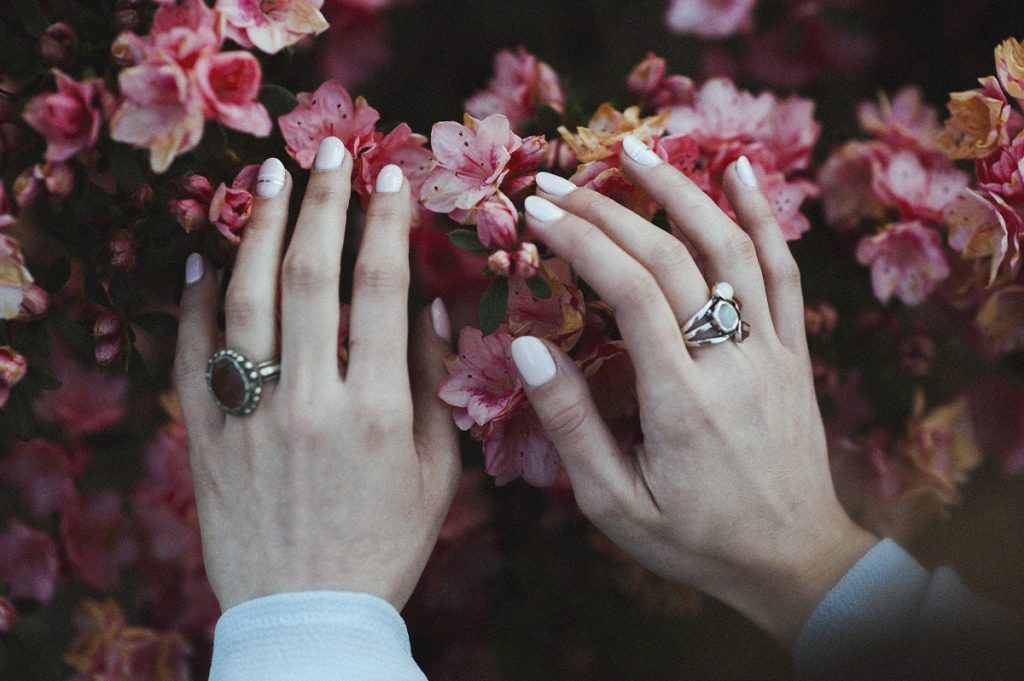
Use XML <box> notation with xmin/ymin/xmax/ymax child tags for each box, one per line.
<box><xmin>681</xmin><ymin>282</ymin><xmax>750</xmax><ymax>348</ymax></box>
<box><xmin>206</xmin><ymin>348</ymin><xmax>280</xmax><ymax>416</ymax></box>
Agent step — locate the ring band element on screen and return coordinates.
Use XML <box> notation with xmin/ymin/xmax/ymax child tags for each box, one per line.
<box><xmin>681</xmin><ymin>282</ymin><xmax>750</xmax><ymax>348</ymax></box>
<box><xmin>206</xmin><ymin>348</ymin><xmax>281</xmax><ymax>416</ymax></box>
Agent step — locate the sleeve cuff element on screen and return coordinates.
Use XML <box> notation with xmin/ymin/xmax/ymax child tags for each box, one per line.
<box><xmin>209</xmin><ymin>591</ymin><xmax>427</xmax><ymax>681</ymax></box>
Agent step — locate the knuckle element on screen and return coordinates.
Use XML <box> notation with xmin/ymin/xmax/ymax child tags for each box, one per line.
<box><xmin>354</xmin><ymin>261</ymin><xmax>409</xmax><ymax>293</ymax></box>
<box><xmin>721</xmin><ymin>231</ymin><xmax>759</xmax><ymax>265</ymax></box>
<box><xmin>575</xmin><ymin>489</ymin><xmax>611</xmax><ymax>523</ymax></box>
<box><xmin>304</xmin><ymin>180</ymin><xmax>341</xmax><ymax>206</ymax></box>
<box><xmin>283</xmin><ymin>254</ymin><xmax>334</xmax><ymax>290</ymax></box>
<box><xmin>619</xmin><ymin>271</ymin><xmax>659</xmax><ymax>304</ymax></box>
<box><xmin>773</xmin><ymin>255</ymin><xmax>802</xmax><ymax>286</ymax></box>
<box><xmin>224</xmin><ymin>286</ymin><xmax>260</xmax><ymax>325</ymax></box>
<box><xmin>650</xmin><ymin>239</ymin><xmax>694</xmax><ymax>276</ymax></box>
<box><xmin>543</xmin><ymin>400</ymin><xmax>590</xmax><ymax>444</ymax></box>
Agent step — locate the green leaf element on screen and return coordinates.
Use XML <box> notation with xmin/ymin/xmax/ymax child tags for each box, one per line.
<box><xmin>259</xmin><ymin>84</ymin><xmax>298</xmax><ymax>117</ymax></box>
<box><xmin>132</xmin><ymin>312</ymin><xmax>179</xmax><ymax>336</ymax></box>
<box><xmin>52</xmin><ymin>310</ymin><xmax>94</xmax><ymax>356</ymax></box>
<box><xmin>41</xmin><ymin>258</ymin><xmax>71</xmax><ymax>293</ymax></box>
<box><xmin>24</xmin><ymin>365</ymin><xmax>61</xmax><ymax>391</ymax></box>
<box><xmin>478</xmin><ymin>277</ymin><xmax>509</xmax><ymax>335</ymax></box>
<box><xmin>525</xmin><ymin>276</ymin><xmax>552</xmax><ymax>299</ymax></box>
<box><xmin>448</xmin><ymin>229</ymin><xmax>487</xmax><ymax>253</ymax></box>
<box><xmin>2</xmin><ymin>389</ymin><xmax>36</xmax><ymax>440</ymax></box>
<box><xmin>106</xmin><ymin>143</ymin><xmax>146</xmax><ymax>193</ymax></box>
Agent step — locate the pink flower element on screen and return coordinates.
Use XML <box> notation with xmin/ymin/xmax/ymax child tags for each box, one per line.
<box><xmin>278</xmin><ymin>79</ymin><xmax>381</xmax><ymax>169</ymax></box>
<box><xmin>872</xmin><ymin>151</ymin><xmax>969</xmax><ymax>224</ymax></box>
<box><xmin>479</xmin><ymin>406</ymin><xmax>561</xmax><ymax>487</ymax></box>
<box><xmin>857</xmin><ymin>87</ymin><xmax>944</xmax><ymax>155</ymax></box>
<box><xmin>318</xmin><ymin>8</ymin><xmax>390</xmax><ymax>88</ymax></box>
<box><xmin>439</xmin><ymin>326</ymin><xmax>524</xmax><ymax>430</ymax></box>
<box><xmin>666</xmin><ymin>78</ymin><xmax>776</xmax><ymax>144</ymax></box>
<box><xmin>855</xmin><ymin>221</ymin><xmax>951</xmax><ymax>306</ymax></box>
<box><xmin>627</xmin><ymin>53</ymin><xmax>695</xmax><ymax>109</ymax></box>
<box><xmin>355</xmin><ymin>123</ymin><xmax>433</xmax><ymax>207</ymax></box>
<box><xmin>976</xmin><ymin>137</ymin><xmax>1024</xmax><ymax>200</ymax></box>
<box><xmin>93</xmin><ymin>311</ymin><xmax>126</xmax><ymax>366</ymax></box>
<box><xmin>193</xmin><ymin>51</ymin><xmax>272</xmax><ymax>136</ymax></box>
<box><xmin>665</xmin><ymin>0</ymin><xmax>756</xmax><ymax>38</ymax></box>
<box><xmin>475</xmin><ymin>193</ymin><xmax>518</xmax><ymax>249</ymax></box>
<box><xmin>0</xmin><ymin>522</ymin><xmax>59</xmax><ymax>602</ymax></box>
<box><xmin>487</xmin><ymin>250</ymin><xmax>511</xmax><ymax>276</ymax></box>
<box><xmin>421</xmin><ymin>114</ymin><xmax>545</xmax><ymax>217</ymax></box>
<box><xmin>513</xmin><ymin>242</ymin><xmax>540</xmax><ymax>279</ymax></box>
<box><xmin>217</xmin><ymin>0</ymin><xmax>329</xmax><ymax>54</ymax></box>
<box><xmin>506</xmin><ymin>259</ymin><xmax>585</xmax><ymax>349</ymax></box>
<box><xmin>0</xmin><ymin>596</ymin><xmax>15</xmax><ymax>631</ymax></box>
<box><xmin>0</xmin><ymin>439</ymin><xmax>77</xmax><ymax>519</ymax></box>
<box><xmin>35</xmin><ymin>345</ymin><xmax>127</xmax><ymax>437</ymax></box>
<box><xmin>0</xmin><ymin>346</ymin><xmax>27</xmax><ymax>409</ymax></box>
<box><xmin>944</xmin><ymin>189</ymin><xmax>1023</xmax><ymax>282</ymax></box>
<box><xmin>819</xmin><ymin>141</ymin><xmax>890</xmax><ymax>231</ymax></box>
<box><xmin>209</xmin><ymin>164</ymin><xmax>258</xmax><ymax>243</ymax></box>
<box><xmin>60</xmin><ymin>492</ymin><xmax>139</xmax><ymax>592</ymax></box>
<box><xmin>465</xmin><ymin>47</ymin><xmax>564</xmax><ymax>130</ymax></box>
<box><xmin>23</xmin><ymin>70</ymin><xmax>115</xmax><ymax>162</ymax></box>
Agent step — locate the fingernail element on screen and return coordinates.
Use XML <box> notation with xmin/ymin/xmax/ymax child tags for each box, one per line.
<box><xmin>524</xmin><ymin>195</ymin><xmax>565</xmax><ymax>223</ymax></box>
<box><xmin>622</xmin><ymin>134</ymin><xmax>662</xmax><ymax>167</ymax></box>
<box><xmin>256</xmin><ymin>157</ymin><xmax>286</xmax><ymax>198</ymax></box>
<box><xmin>511</xmin><ymin>336</ymin><xmax>557</xmax><ymax>388</ymax></box>
<box><xmin>376</xmin><ymin>164</ymin><xmax>404</xmax><ymax>193</ymax></box>
<box><xmin>313</xmin><ymin>136</ymin><xmax>346</xmax><ymax>171</ymax></box>
<box><xmin>430</xmin><ymin>297</ymin><xmax>451</xmax><ymax>340</ymax></box>
<box><xmin>185</xmin><ymin>252</ymin><xmax>204</xmax><ymax>285</ymax></box>
<box><xmin>535</xmin><ymin>172</ymin><xmax>577</xmax><ymax>197</ymax></box>
<box><xmin>736</xmin><ymin>155</ymin><xmax>758</xmax><ymax>189</ymax></box>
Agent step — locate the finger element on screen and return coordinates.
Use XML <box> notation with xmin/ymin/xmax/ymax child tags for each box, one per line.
<box><xmin>225</xmin><ymin>157</ymin><xmax>291</xmax><ymax>362</ymax></box>
<box><xmin>523</xmin><ymin>195</ymin><xmax>693</xmax><ymax>402</ymax></box>
<box><xmin>174</xmin><ymin>253</ymin><xmax>222</xmax><ymax>434</ymax></box>
<box><xmin>619</xmin><ymin>135</ymin><xmax>774</xmax><ymax>337</ymax></box>
<box><xmin>535</xmin><ymin>172</ymin><xmax>709</xmax><ymax>322</ymax></box>
<box><xmin>347</xmin><ymin>165</ymin><xmax>413</xmax><ymax>388</ymax></box>
<box><xmin>510</xmin><ymin>335</ymin><xmax>652</xmax><ymax>525</ymax></box>
<box><xmin>411</xmin><ymin>299</ymin><xmax>460</xmax><ymax>501</ymax></box>
<box><xmin>723</xmin><ymin>157</ymin><xmax>807</xmax><ymax>353</ymax></box>
<box><xmin>280</xmin><ymin>137</ymin><xmax>351</xmax><ymax>386</ymax></box>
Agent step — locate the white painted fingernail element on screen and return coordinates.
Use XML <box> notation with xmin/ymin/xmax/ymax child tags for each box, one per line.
<box><xmin>511</xmin><ymin>336</ymin><xmax>557</xmax><ymax>388</ymax></box>
<box><xmin>376</xmin><ymin>164</ymin><xmax>404</xmax><ymax>193</ymax></box>
<box><xmin>430</xmin><ymin>297</ymin><xmax>451</xmax><ymax>340</ymax></box>
<box><xmin>256</xmin><ymin>157</ymin><xmax>286</xmax><ymax>197</ymax></box>
<box><xmin>185</xmin><ymin>252</ymin><xmax>204</xmax><ymax>285</ymax></box>
<box><xmin>524</xmin><ymin>195</ymin><xmax>565</xmax><ymax>223</ymax></box>
<box><xmin>622</xmin><ymin>134</ymin><xmax>662</xmax><ymax>167</ymax></box>
<box><xmin>535</xmin><ymin>172</ymin><xmax>577</xmax><ymax>197</ymax></box>
<box><xmin>313</xmin><ymin>136</ymin><xmax>346</xmax><ymax>171</ymax></box>
<box><xmin>736</xmin><ymin>155</ymin><xmax>758</xmax><ymax>189</ymax></box>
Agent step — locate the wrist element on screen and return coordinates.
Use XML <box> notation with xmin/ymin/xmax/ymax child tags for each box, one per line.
<box><xmin>714</xmin><ymin>511</ymin><xmax>878</xmax><ymax>648</ymax></box>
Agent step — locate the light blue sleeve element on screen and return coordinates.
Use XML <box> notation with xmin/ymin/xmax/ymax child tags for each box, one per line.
<box><xmin>208</xmin><ymin>591</ymin><xmax>427</xmax><ymax>681</ymax></box>
<box><xmin>794</xmin><ymin>538</ymin><xmax>1023</xmax><ymax>680</ymax></box>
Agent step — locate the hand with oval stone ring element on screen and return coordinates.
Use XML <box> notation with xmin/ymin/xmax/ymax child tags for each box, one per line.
<box><xmin>173</xmin><ymin>137</ymin><xmax>461</xmax><ymax>613</ymax></box>
<box><xmin>515</xmin><ymin>136</ymin><xmax>880</xmax><ymax>649</ymax></box>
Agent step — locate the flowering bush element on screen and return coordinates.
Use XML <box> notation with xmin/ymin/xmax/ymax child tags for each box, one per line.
<box><xmin>0</xmin><ymin>0</ymin><xmax>1021</xmax><ymax>678</ymax></box>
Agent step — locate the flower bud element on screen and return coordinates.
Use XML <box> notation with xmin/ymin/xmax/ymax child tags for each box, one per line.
<box><xmin>514</xmin><ymin>242</ymin><xmax>540</xmax><ymax>278</ymax></box>
<box><xmin>114</xmin><ymin>9</ymin><xmax>140</xmax><ymax>31</ymax></box>
<box><xmin>181</xmin><ymin>174</ymin><xmax>214</xmax><ymax>201</ymax></box>
<box><xmin>0</xmin><ymin>346</ymin><xmax>28</xmax><ymax>408</ymax></box>
<box><xmin>40</xmin><ymin>162</ymin><xmax>74</xmax><ymax>200</ymax></box>
<box><xmin>170</xmin><ymin>198</ymin><xmax>211</xmax><ymax>233</ymax></box>
<box><xmin>109</xmin><ymin>230</ymin><xmax>136</xmax><ymax>270</ymax></box>
<box><xmin>93</xmin><ymin>311</ymin><xmax>125</xmax><ymax>366</ymax></box>
<box><xmin>487</xmin><ymin>249</ymin><xmax>512</xmax><ymax>276</ymax></box>
<box><xmin>475</xmin><ymin>193</ymin><xmax>518</xmax><ymax>249</ymax></box>
<box><xmin>18</xmin><ymin>284</ymin><xmax>49</xmax><ymax>319</ymax></box>
<box><xmin>0</xmin><ymin>596</ymin><xmax>16</xmax><ymax>631</ymax></box>
<box><xmin>110</xmin><ymin>32</ymin><xmax>143</xmax><ymax>68</ymax></box>
<box><xmin>13</xmin><ymin>168</ymin><xmax>43</xmax><ymax>209</ymax></box>
<box><xmin>40</xmin><ymin>22</ymin><xmax>77</xmax><ymax>67</ymax></box>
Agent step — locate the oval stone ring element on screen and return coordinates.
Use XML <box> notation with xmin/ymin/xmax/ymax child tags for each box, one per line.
<box><xmin>206</xmin><ymin>348</ymin><xmax>281</xmax><ymax>416</ymax></box>
<box><xmin>681</xmin><ymin>282</ymin><xmax>751</xmax><ymax>348</ymax></box>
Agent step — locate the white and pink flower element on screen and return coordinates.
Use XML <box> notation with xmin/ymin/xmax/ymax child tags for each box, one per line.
<box><xmin>855</xmin><ymin>221</ymin><xmax>951</xmax><ymax>306</ymax></box>
<box><xmin>217</xmin><ymin>0</ymin><xmax>329</xmax><ymax>54</ymax></box>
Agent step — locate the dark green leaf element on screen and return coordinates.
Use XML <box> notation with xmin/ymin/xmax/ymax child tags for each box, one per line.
<box><xmin>84</xmin><ymin>275</ymin><xmax>112</xmax><ymax>309</ymax></box>
<box><xmin>259</xmin><ymin>84</ymin><xmax>298</xmax><ymax>117</ymax></box>
<box><xmin>448</xmin><ymin>229</ymin><xmax>487</xmax><ymax>253</ymax></box>
<box><xmin>41</xmin><ymin>258</ymin><xmax>71</xmax><ymax>293</ymax></box>
<box><xmin>21</xmin><ymin>320</ymin><xmax>51</xmax><ymax>357</ymax></box>
<box><xmin>24</xmin><ymin>365</ymin><xmax>61</xmax><ymax>391</ymax></box>
<box><xmin>108</xmin><ymin>271</ymin><xmax>146</xmax><ymax>312</ymax></box>
<box><xmin>52</xmin><ymin>310</ymin><xmax>94</xmax><ymax>356</ymax></box>
<box><xmin>106</xmin><ymin>143</ymin><xmax>146</xmax><ymax>193</ymax></box>
<box><xmin>2</xmin><ymin>389</ymin><xmax>36</xmax><ymax>440</ymax></box>
<box><xmin>478</xmin><ymin>277</ymin><xmax>509</xmax><ymax>335</ymax></box>
<box><xmin>525</xmin><ymin>276</ymin><xmax>552</xmax><ymax>299</ymax></box>
<box><xmin>132</xmin><ymin>312</ymin><xmax>179</xmax><ymax>336</ymax></box>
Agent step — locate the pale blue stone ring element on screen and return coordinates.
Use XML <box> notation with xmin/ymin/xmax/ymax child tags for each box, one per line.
<box><xmin>681</xmin><ymin>282</ymin><xmax>750</xmax><ymax>348</ymax></box>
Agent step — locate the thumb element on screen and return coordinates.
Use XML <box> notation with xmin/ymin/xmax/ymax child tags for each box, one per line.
<box><xmin>510</xmin><ymin>336</ymin><xmax>638</xmax><ymax>521</ymax></box>
<box><xmin>410</xmin><ymin>298</ymin><xmax>461</xmax><ymax>500</ymax></box>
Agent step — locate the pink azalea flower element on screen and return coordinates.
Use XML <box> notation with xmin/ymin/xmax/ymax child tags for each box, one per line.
<box><xmin>855</xmin><ymin>221</ymin><xmax>951</xmax><ymax>306</ymax></box>
<box><xmin>506</xmin><ymin>259</ymin><xmax>585</xmax><ymax>349</ymax></box>
<box><xmin>487</xmin><ymin>250</ymin><xmax>511</xmax><ymax>276</ymax></box>
<box><xmin>465</xmin><ymin>47</ymin><xmax>564</xmax><ymax>130</ymax></box>
<box><xmin>665</xmin><ymin>0</ymin><xmax>756</xmax><ymax>38</ymax></box>
<box><xmin>479</xmin><ymin>406</ymin><xmax>561</xmax><ymax>487</ymax></box>
<box><xmin>0</xmin><ymin>345</ymin><xmax>27</xmax><ymax>409</ymax></box>
<box><xmin>737</xmin><ymin>161</ymin><xmax>818</xmax><ymax>240</ymax></box>
<box><xmin>209</xmin><ymin>164</ymin><xmax>259</xmax><ymax>243</ymax></box>
<box><xmin>217</xmin><ymin>0</ymin><xmax>329</xmax><ymax>54</ymax></box>
<box><xmin>421</xmin><ymin>114</ymin><xmax>546</xmax><ymax>218</ymax></box>
<box><xmin>22</xmin><ymin>70</ymin><xmax>115</xmax><ymax>163</ymax></box>
<box><xmin>819</xmin><ymin>141</ymin><xmax>890</xmax><ymax>231</ymax></box>
<box><xmin>60</xmin><ymin>492</ymin><xmax>139</xmax><ymax>592</ymax></box>
<box><xmin>513</xmin><ymin>242</ymin><xmax>540</xmax><ymax>278</ymax></box>
<box><xmin>35</xmin><ymin>345</ymin><xmax>128</xmax><ymax>438</ymax></box>
<box><xmin>756</xmin><ymin>96</ymin><xmax>820</xmax><ymax>174</ymax></box>
<box><xmin>474</xmin><ymin>193</ymin><xmax>518</xmax><ymax>249</ymax></box>
<box><xmin>193</xmin><ymin>51</ymin><xmax>272</xmax><ymax>136</ymax></box>
<box><xmin>944</xmin><ymin>188</ymin><xmax>1023</xmax><ymax>282</ymax></box>
<box><xmin>872</xmin><ymin>151</ymin><xmax>969</xmax><ymax>224</ymax></box>
<box><xmin>278</xmin><ymin>79</ymin><xmax>381</xmax><ymax>169</ymax></box>
<box><xmin>0</xmin><ymin>439</ymin><xmax>77</xmax><ymax>519</ymax></box>
<box><xmin>318</xmin><ymin>8</ymin><xmax>391</xmax><ymax>88</ymax></box>
<box><xmin>93</xmin><ymin>310</ymin><xmax>126</xmax><ymax>366</ymax></box>
<box><xmin>857</xmin><ymin>87</ymin><xmax>944</xmax><ymax>155</ymax></box>
<box><xmin>355</xmin><ymin>123</ymin><xmax>433</xmax><ymax>207</ymax></box>
<box><xmin>627</xmin><ymin>53</ymin><xmax>695</xmax><ymax>109</ymax></box>
<box><xmin>665</xmin><ymin>78</ymin><xmax>775</xmax><ymax>144</ymax></box>
<box><xmin>0</xmin><ymin>521</ymin><xmax>59</xmax><ymax>602</ymax></box>
<box><xmin>976</xmin><ymin>137</ymin><xmax>1024</xmax><ymax>200</ymax></box>
<box><xmin>438</xmin><ymin>326</ymin><xmax>524</xmax><ymax>430</ymax></box>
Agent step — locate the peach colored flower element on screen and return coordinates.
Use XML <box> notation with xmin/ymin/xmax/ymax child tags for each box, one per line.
<box><xmin>855</xmin><ymin>221</ymin><xmax>951</xmax><ymax>306</ymax></box>
<box><xmin>904</xmin><ymin>394</ymin><xmax>982</xmax><ymax>506</ymax></box>
<box><xmin>0</xmin><ymin>235</ymin><xmax>40</xmax><ymax>321</ymax></box>
<box><xmin>995</xmin><ymin>37</ymin><xmax>1024</xmax><ymax>105</ymax></box>
<box><xmin>22</xmin><ymin>70</ymin><xmax>115</xmax><ymax>162</ymax></box>
<box><xmin>217</xmin><ymin>0</ymin><xmax>329</xmax><ymax>54</ymax></box>
<box><xmin>975</xmin><ymin>285</ymin><xmax>1024</xmax><ymax>354</ymax></box>
<box><xmin>943</xmin><ymin>76</ymin><xmax>1023</xmax><ymax>160</ymax></box>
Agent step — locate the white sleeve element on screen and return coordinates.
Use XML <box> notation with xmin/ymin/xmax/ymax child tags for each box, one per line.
<box><xmin>208</xmin><ymin>591</ymin><xmax>427</xmax><ymax>681</ymax></box>
<box><xmin>794</xmin><ymin>538</ymin><xmax>1023</xmax><ymax>680</ymax></box>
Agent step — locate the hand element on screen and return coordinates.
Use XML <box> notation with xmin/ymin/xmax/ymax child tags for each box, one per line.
<box><xmin>173</xmin><ymin>137</ymin><xmax>461</xmax><ymax>612</ymax></box>
<box><xmin>515</xmin><ymin>137</ymin><xmax>878</xmax><ymax>646</ymax></box>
